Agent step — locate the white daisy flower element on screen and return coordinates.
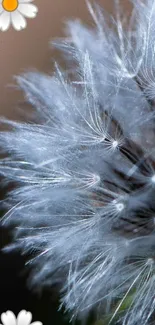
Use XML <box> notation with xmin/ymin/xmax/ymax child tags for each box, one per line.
<box><xmin>0</xmin><ymin>310</ymin><xmax>42</xmax><ymax>325</ymax></box>
<box><xmin>0</xmin><ymin>0</ymin><xmax>38</xmax><ymax>31</ymax></box>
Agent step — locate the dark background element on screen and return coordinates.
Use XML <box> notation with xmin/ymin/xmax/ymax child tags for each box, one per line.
<box><xmin>0</xmin><ymin>224</ymin><xmax>69</xmax><ymax>324</ymax></box>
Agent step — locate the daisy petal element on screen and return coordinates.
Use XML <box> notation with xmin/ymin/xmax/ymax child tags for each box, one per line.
<box><xmin>1</xmin><ymin>311</ymin><xmax>16</xmax><ymax>325</ymax></box>
<box><xmin>31</xmin><ymin>323</ymin><xmax>43</xmax><ymax>325</ymax></box>
<box><xmin>17</xmin><ymin>310</ymin><xmax>32</xmax><ymax>325</ymax></box>
<box><xmin>18</xmin><ymin>4</ymin><xmax>38</xmax><ymax>18</ymax></box>
<box><xmin>0</xmin><ymin>11</ymin><xmax>11</xmax><ymax>31</ymax></box>
<box><xmin>0</xmin><ymin>5</ymin><xmax>4</xmax><ymax>14</ymax></box>
<box><xmin>11</xmin><ymin>10</ymin><xmax>26</xmax><ymax>31</ymax></box>
<box><xmin>19</xmin><ymin>0</ymin><xmax>33</xmax><ymax>2</ymax></box>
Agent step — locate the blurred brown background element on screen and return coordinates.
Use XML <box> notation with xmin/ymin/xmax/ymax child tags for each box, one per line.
<box><xmin>0</xmin><ymin>0</ymin><xmax>130</xmax><ymax>118</ymax></box>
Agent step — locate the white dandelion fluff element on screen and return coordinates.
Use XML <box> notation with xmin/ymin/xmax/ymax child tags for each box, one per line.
<box><xmin>1</xmin><ymin>0</ymin><xmax>155</xmax><ymax>324</ymax></box>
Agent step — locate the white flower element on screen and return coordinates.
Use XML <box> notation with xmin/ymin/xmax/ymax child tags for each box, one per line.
<box><xmin>0</xmin><ymin>310</ymin><xmax>42</xmax><ymax>325</ymax></box>
<box><xmin>0</xmin><ymin>0</ymin><xmax>38</xmax><ymax>31</ymax></box>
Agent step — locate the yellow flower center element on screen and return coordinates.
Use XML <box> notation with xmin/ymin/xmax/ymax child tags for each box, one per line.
<box><xmin>2</xmin><ymin>0</ymin><xmax>18</xmax><ymax>12</ymax></box>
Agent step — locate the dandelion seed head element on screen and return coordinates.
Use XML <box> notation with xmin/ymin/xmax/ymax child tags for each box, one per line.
<box><xmin>1</xmin><ymin>0</ymin><xmax>155</xmax><ymax>324</ymax></box>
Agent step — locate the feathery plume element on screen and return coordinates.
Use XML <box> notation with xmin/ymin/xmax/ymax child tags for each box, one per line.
<box><xmin>1</xmin><ymin>1</ymin><xmax>155</xmax><ymax>324</ymax></box>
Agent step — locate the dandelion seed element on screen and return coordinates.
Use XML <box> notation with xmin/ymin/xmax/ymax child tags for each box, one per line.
<box><xmin>116</xmin><ymin>202</ymin><xmax>125</xmax><ymax>212</ymax></box>
<box><xmin>112</xmin><ymin>140</ymin><xmax>119</xmax><ymax>149</ymax></box>
<box><xmin>151</xmin><ymin>174</ymin><xmax>155</xmax><ymax>184</ymax></box>
<box><xmin>146</xmin><ymin>258</ymin><xmax>154</xmax><ymax>266</ymax></box>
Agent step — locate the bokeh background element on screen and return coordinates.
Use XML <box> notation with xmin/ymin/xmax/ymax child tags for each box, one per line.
<box><xmin>0</xmin><ymin>1</ymin><xmax>130</xmax><ymax>324</ymax></box>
